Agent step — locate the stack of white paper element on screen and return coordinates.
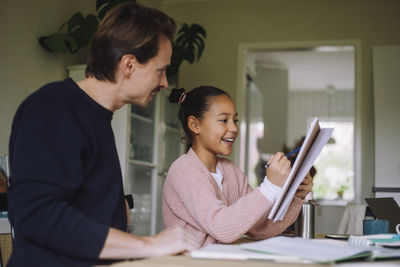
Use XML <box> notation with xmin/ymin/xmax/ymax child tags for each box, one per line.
<box><xmin>240</xmin><ymin>236</ymin><xmax>371</xmax><ymax>263</ymax></box>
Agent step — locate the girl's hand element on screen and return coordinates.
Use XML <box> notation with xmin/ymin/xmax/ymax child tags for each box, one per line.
<box><xmin>266</xmin><ymin>152</ymin><xmax>291</xmax><ymax>187</ymax></box>
<box><xmin>295</xmin><ymin>172</ymin><xmax>313</xmax><ymax>199</ymax></box>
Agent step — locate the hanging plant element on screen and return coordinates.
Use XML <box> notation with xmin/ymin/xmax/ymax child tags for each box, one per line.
<box><xmin>38</xmin><ymin>0</ymin><xmax>136</xmax><ymax>54</ymax></box>
<box><xmin>167</xmin><ymin>23</ymin><xmax>206</xmax><ymax>82</ymax></box>
<box><xmin>38</xmin><ymin>0</ymin><xmax>206</xmax><ymax>82</ymax></box>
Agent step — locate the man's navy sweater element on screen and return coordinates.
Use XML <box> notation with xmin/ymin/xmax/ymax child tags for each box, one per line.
<box><xmin>7</xmin><ymin>78</ymin><xmax>126</xmax><ymax>266</ymax></box>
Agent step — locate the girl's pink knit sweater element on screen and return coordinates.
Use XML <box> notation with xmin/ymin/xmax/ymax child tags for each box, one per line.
<box><xmin>162</xmin><ymin>148</ymin><xmax>303</xmax><ymax>247</ymax></box>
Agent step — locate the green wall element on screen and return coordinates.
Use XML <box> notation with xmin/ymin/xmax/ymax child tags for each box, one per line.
<box><xmin>161</xmin><ymin>0</ymin><xmax>400</xmax><ymax>95</ymax></box>
<box><xmin>0</xmin><ymin>0</ymin><xmax>96</xmax><ymax>153</ymax></box>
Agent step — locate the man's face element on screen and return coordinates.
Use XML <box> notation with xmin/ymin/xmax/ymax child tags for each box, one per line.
<box><xmin>125</xmin><ymin>35</ymin><xmax>172</xmax><ymax>107</ymax></box>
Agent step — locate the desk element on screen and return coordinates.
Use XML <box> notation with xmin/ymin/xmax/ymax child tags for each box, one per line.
<box><xmin>103</xmin><ymin>256</ymin><xmax>330</xmax><ymax>267</ymax></box>
<box><xmin>101</xmin><ymin>236</ymin><xmax>400</xmax><ymax>267</ymax></box>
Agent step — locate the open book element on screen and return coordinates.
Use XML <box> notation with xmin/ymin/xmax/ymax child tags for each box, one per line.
<box><xmin>190</xmin><ymin>243</ymin><xmax>305</xmax><ymax>262</ymax></box>
<box><xmin>190</xmin><ymin>236</ymin><xmax>374</xmax><ymax>263</ymax></box>
<box><xmin>240</xmin><ymin>236</ymin><xmax>400</xmax><ymax>263</ymax></box>
<box><xmin>268</xmin><ymin>118</ymin><xmax>333</xmax><ymax>221</ymax></box>
<box><xmin>191</xmin><ymin>236</ymin><xmax>400</xmax><ymax>263</ymax></box>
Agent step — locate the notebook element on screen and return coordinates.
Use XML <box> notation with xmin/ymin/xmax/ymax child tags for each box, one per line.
<box><xmin>191</xmin><ymin>236</ymin><xmax>400</xmax><ymax>263</ymax></box>
<box><xmin>365</xmin><ymin>197</ymin><xmax>400</xmax><ymax>233</ymax></box>
<box><xmin>348</xmin><ymin>234</ymin><xmax>400</xmax><ymax>248</ymax></box>
<box><xmin>190</xmin><ymin>243</ymin><xmax>304</xmax><ymax>262</ymax></box>
<box><xmin>268</xmin><ymin>118</ymin><xmax>333</xmax><ymax>222</ymax></box>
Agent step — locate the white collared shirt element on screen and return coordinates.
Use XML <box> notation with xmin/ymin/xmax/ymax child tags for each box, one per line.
<box><xmin>210</xmin><ymin>167</ymin><xmax>223</xmax><ymax>191</ymax></box>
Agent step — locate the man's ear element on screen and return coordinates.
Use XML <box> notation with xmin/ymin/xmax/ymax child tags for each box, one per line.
<box><xmin>119</xmin><ymin>54</ymin><xmax>137</xmax><ymax>77</ymax></box>
<box><xmin>187</xmin><ymin>115</ymin><xmax>200</xmax><ymax>135</ymax></box>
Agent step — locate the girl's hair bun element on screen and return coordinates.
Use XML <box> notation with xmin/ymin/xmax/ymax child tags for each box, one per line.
<box><xmin>169</xmin><ymin>88</ymin><xmax>186</xmax><ymax>103</ymax></box>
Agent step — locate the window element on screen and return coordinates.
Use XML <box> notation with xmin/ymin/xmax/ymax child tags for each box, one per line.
<box><xmin>312</xmin><ymin>120</ymin><xmax>354</xmax><ymax>200</ymax></box>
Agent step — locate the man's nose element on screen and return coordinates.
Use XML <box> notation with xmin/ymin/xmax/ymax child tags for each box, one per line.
<box><xmin>160</xmin><ymin>72</ymin><xmax>168</xmax><ymax>89</ymax></box>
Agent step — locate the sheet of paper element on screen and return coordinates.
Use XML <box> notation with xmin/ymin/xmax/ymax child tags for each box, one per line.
<box><xmin>240</xmin><ymin>236</ymin><xmax>371</xmax><ymax>263</ymax></box>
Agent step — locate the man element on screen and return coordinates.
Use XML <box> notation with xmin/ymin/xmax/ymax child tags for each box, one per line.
<box><xmin>7</xmin><ymin>2</ymin><xmax>199</xmax><ymax>266</ymax></box>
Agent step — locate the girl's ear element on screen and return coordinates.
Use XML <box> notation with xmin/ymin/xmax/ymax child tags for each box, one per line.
<box><xmin>187</xmin><ymin>115</ymin><xmax>200</xmax><ymax>135</ymax></box>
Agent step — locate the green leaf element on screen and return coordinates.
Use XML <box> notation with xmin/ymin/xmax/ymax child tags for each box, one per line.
<box><xmin>190</xmin><ymin>24</ymin><xmax>206</xmax><ymax>38</ymax></box>
<box><xmin>183</xmin><ymin>50</ymin><xmax>195</xmax><ymax>63</ymax></box>
<box><xmin>177</xmin><ymin>23</ymin><xmax>189</xmax><ymax>35</ymax></box>
<box><xmin>70</xmin><ymin>14</ymin><xmax>98</xmax><ymax>47</ymax></box>
<box><xmin>38</xmin><ymin>33</ymin><xmax>79</xmax><ymax>54</ymax></box>
<box><xmin>173</xmin><ymin>23</ymin><xmax>207</xmax><ymax>64</ymax></box>
<box><xmin>67</xmin><ymin>12</ymin><xmax>84</xmax><ymax>33</ymax></box>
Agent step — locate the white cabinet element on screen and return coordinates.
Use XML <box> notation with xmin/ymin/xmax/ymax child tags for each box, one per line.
<box><xmin>68</xmin><ymin>65</ymin><xmax>183</xmax><ymax>235</ymax></box>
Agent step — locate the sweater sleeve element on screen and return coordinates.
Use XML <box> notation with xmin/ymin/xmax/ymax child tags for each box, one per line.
<box><xmin>8</xmin><ymin>97</ymin><xmax>108</xmax><ymax>260</ymax></box>
<box><xmin>166</xmin><ymin>159</ymin><xmax>274</xmax><ymax>244</ymax></box>
<box><xmin>246</xmin><ymin>197</ymin><xmax>303</xmax><ymax>239</ymax></box>
<box><xmin>232</xmin><ymin>163</ymin><xmax>304</xmax><ymax>240</ymax></box>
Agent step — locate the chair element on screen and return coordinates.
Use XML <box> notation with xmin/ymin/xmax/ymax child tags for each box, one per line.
<box><xmin>0</xmin><ymin>233</ymin><xmax>12</xmax><ymax>266</ymax></box>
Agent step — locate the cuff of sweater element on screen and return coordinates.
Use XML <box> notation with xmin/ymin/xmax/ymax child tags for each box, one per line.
<box><xmin>259</xmin><ymin>176</ymin><xmax>282</xmax><ymax>203</ymax></box>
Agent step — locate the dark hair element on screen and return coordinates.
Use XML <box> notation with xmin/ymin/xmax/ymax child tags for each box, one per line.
<box><xmin>85</xmin><ymin>2</ymin><xmax>176</xmax><ymax>82</ymax></box>
<box><xmin>169</xmin><ymin>86</ymin><xmax>231</xmax><ymax>148</ymax></box>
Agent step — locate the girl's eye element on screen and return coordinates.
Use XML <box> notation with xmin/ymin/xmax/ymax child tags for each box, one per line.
<box><xmin>234</xmin><ymin>119</ymin><xmax>239</xmax><ymax>123</ymax></box>
<box><xmin>220</xmin><ymin>119</ymin><xmax>228</xmax><ymax>123</ymax></box>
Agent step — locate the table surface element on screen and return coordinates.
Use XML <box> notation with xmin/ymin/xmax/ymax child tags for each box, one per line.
<box><xmin>102</xmin><ymin>255</ymin><xmax>331</xmax><ymax>267</ymax></box>
<box><xmin>100</xmin><ymin>235</ymin><xmax>400</xmax><ymax>267</ymax></box>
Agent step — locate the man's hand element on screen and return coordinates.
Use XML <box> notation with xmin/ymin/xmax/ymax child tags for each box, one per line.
<box><xmin>143</xmin><ymin>225</ymin><xmax>200</xmax><ymax>257</ymax></box>
<box><xmin>99</xmin><ymin>225</ymin><xmax>200</xmax><ymax>259</ymax></box>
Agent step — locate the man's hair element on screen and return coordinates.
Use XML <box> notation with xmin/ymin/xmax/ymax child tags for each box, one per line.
<box><xmin>85</xmin><ymin>2</ymin><xmax>176</xmax><ymax>82</ymax></box>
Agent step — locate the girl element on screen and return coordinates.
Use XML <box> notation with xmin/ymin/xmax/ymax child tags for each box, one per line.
<box><xmin>162</xmin><ymin>86</ymin><xmax>313</xmax><ymax>247</ymax></box>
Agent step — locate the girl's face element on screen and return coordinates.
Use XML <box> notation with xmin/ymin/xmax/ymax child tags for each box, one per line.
<box><xmin>194</xmin><ymin>94</ymin><xmax>239</xmax><ymax>157</ymax></box>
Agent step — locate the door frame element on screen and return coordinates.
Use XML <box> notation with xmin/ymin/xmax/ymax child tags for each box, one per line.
<box><xmin>235</xmin><ymin>39</ymin><xmax>363</xmax><ymax>202</ymax></box>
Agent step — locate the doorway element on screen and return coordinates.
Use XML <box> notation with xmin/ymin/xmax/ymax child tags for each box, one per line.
<box><xmin>236</xmin><ymin>41</ymin><xmax>360</xmax><ymax>203</ymax></box>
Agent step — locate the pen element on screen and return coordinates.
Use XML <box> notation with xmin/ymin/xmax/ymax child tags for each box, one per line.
<box><xmin>265</xmin><ymin>147</ymin><xmax>301</xmax><ymax>168</ymax></box>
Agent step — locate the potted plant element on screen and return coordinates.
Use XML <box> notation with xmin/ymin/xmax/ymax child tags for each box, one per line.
<box><xmin>336</xmin><ymin>184</ymin><xmax>349</xmax><ymax>199</ymax></box>
<box><xmin>38</xmin><ymin>0</ymin><xmax>206</xmax><ymax>82</ymax></box>
<box><xmin>166</xmin><ymin>23</ymin><xmax>206</xmax><ymax>84</ymax></box>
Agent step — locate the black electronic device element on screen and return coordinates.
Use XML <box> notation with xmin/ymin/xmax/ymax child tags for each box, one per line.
<box><xmin>365</xmin><ymin>197</ymin><xmax>400</xmax><ymax>233</ymax></box>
